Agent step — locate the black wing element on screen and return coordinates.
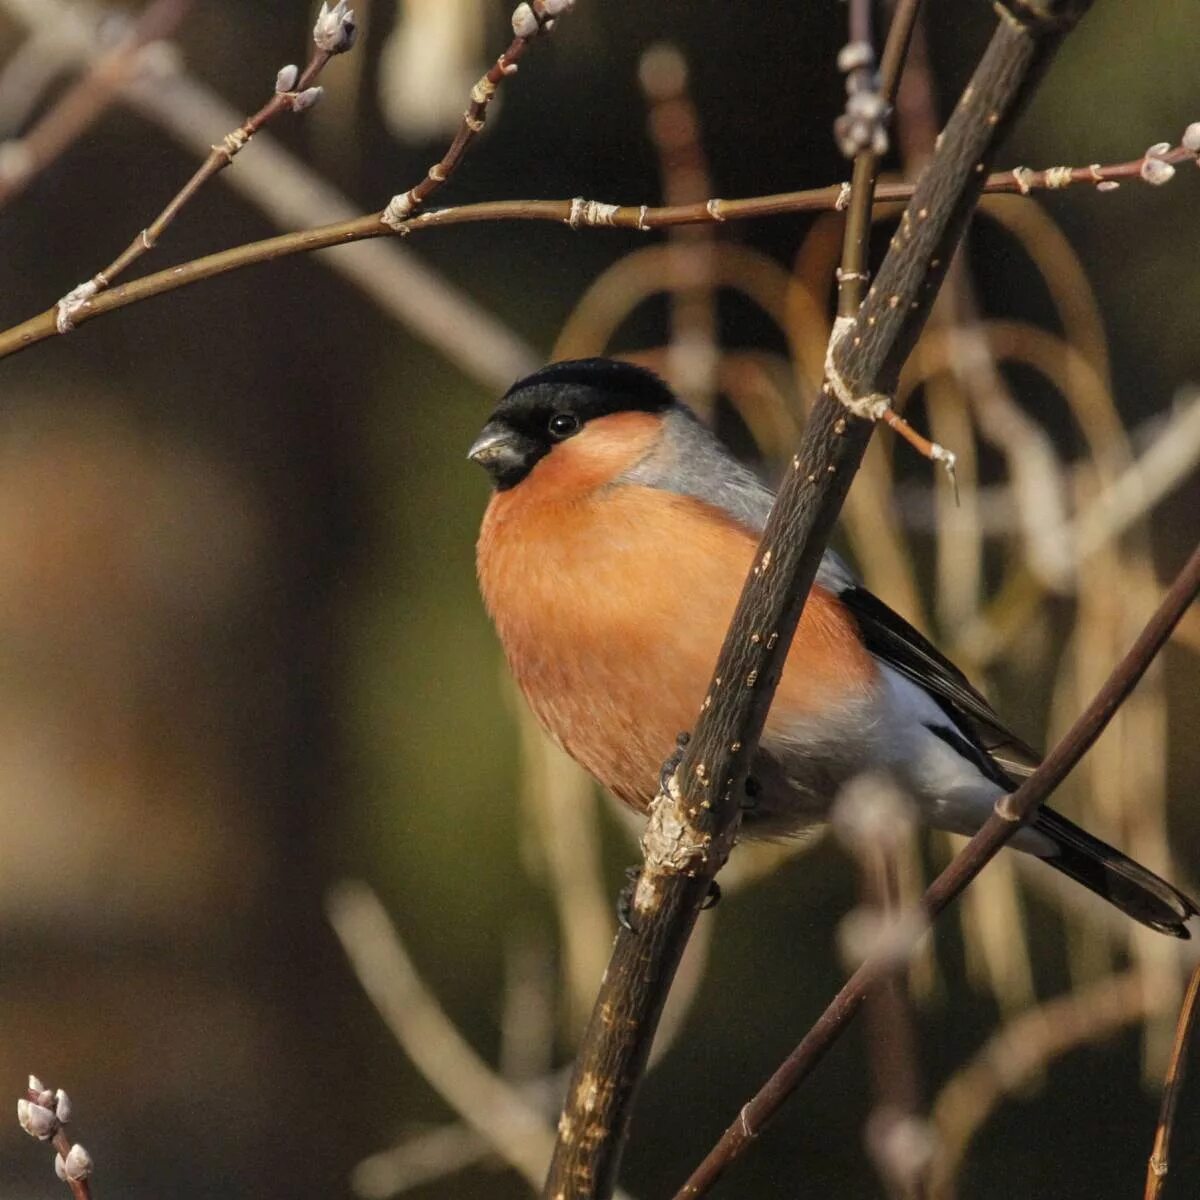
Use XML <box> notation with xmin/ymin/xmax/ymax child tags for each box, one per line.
<box><xmin>837</xmin><ymin>584</ymin><xmax>1040</xmax><ymax>780</ymax></box>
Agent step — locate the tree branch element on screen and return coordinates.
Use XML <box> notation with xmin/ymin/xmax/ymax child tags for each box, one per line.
<box><xmin>543</xmin><ymin>1</ymin><xmax>1096</xmax><ymax>1196</ymax></box>
<box><xmin>49</xmin><ymin>1</ymin><xmax>360</xmax><ymax>333</ymax></box>
<box><xmin>675</xmin><ymin>538</ymin><xmax>1199</xmax><ymax>1197</ymax></box>
<box><xmin>0</xmin><ymin>139</ymin><xmax>1192</xmax><ymax>364</ymax></box>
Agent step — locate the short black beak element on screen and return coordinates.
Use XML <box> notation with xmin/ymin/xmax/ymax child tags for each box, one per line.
<box><xmin>467</xmin><ymin>423</ymin><xmax>541</xmax><ymax>488</ymax></box>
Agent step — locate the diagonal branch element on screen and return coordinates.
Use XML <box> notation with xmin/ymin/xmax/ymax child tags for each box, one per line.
<box><xmin>676</xmin><ymin>539</ymin><xmax>1200</xmax><ymax>1197</ymax></box>
<box><xmin>542</xmin><ymin>1</ymin><xmax>1096</xmax><ymax>1197</ymax></box>
<box><xmin>50</xmin><ymin>1</ymin><xmax>360</xmax><ymax>332</ymax></box>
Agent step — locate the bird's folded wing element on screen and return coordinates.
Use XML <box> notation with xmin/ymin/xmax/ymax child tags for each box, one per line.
<box><xmin>835</xmin><ymin>582</ymin><xmax>1041</xmax><ymax>780</ymax></box>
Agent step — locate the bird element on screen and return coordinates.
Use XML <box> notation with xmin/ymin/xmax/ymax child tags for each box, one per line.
<box><xmin>469</xmin><ymin>357</ymin><xmax>1196</xmax><ymax>938</ymax></box>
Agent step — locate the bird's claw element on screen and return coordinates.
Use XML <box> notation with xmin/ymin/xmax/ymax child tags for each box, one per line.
<box><xmin>658</xmin><ymin>731</ymin><xmax>691</xmax><ymax>795</ymax></box>
<box><xmin>740</xmin><ymin>774</ymin><xmax>761</xmax><ymax>813</ymax></box>
<box><xmin>617</xmin><ymin>866</ymin><xmax>721</xmax><ymax>931</ymax></box>
<box><xmin>617</xmin><ymin>865</ymin><xmax>642</xmax><ymax>932</ymax></box>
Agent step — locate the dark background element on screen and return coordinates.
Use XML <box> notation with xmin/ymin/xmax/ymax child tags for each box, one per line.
<box><xmin>0</xmin><ymin>1</ymin><xmax>1197</xmax><ymax>1197</ymax></box>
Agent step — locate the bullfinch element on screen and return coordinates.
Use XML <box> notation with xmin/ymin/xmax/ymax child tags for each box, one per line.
<box><xmin>470</xmin><ymin>357</ymin><xmax>1196</xmax><ymax>938</ymax></box>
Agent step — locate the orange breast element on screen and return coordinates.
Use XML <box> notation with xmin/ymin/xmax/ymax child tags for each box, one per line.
<box><xmin>477</xmin><ymin>460</ymin><xmax>876</xmax><ymax>811</ymax></box>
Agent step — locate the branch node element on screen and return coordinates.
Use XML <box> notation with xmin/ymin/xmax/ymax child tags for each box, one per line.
<box><xmin>1011</xmin><ymin>165</ymin><xmax>1035</xmax><ymax>194</ymax></box>
<box><xmin>381</xmin><ymin>192</ymin><xmax>416</xmax><ymax>231</ymax></box>
<box><xmin>566</xmin><ymin>197</ymin><xmax>620</xmax><ymax>229</ymax></box>
<box><xmin>705</xmin><ymin>198</ymin><xmax>727</xmax><ymax>222</ymax></box>
<box><xmin>993</xmin><ymin>792</ymin><xmax>1023</xmax><ymax>822</ymax></box>
<box><xmin>214</xmin><ymin>127</ymin><xmax>250</xmax><ymax>161</ymax></box>
<box><xmin>636</xmin><ymin>204</ymin><xmax>650</xmax><ymax>231</ymax></box>
<box><xmin>54</xmin><ymin>280</ymin><xmax>100</xmax><ymax>334</ymax></box>
<box><xmin>640</xmin><ymin>770</ymin><xmax>725</xmax><ymax>887</ymax></box>
<box><xmin>824</xmin><ymin>316</ymin><xmax>891</xmax><ymax>420</ymax></box>
<box><xmin>1044</xmin><ymin>165</ymin><xmax>1074</xmax><ymax>188</ymax></box>
<box><xmin>835</xmin><ymin>181</ymin><xmax>853</xmax><ymax>210</ymax></box>
<box><xmin>738</xmin><ymin>1104</ymin><xmax>757</xmax><ymax>1140</ymax></box>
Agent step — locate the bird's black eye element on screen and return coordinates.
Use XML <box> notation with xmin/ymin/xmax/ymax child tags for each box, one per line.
<box><xmin>548</xmin><ymin>412</ymin><xmax>580</xmax><ymax>440</ymax></box>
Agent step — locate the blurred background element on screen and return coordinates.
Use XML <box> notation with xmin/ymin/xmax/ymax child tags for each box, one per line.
<box><xmin>0</xmin><ymin>1</ymin><xmax>1197</xmax><ymax>1197</ymax></box>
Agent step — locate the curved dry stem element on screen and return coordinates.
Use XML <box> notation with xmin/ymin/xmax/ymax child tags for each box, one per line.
<box><xmin>0</xmin><ymin>0</ymin><xmax>192</xmax><ymax>209</ymax></box>
<box><xmin>928</xmin><ymin>971</ymin><xmax>1155</xmax><ymax>1199</ymax></box>
<box><xmin>326</xmin><ymin>880</ymin><xmax>556</xmax><ymax>1191</ymax></box>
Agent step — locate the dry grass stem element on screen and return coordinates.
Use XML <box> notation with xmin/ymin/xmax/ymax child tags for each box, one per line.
<box><xmin>928</xmin><ymin>972</ymin><xmax>1155</xmax><ymax>1199</ymax></box>
<box><xmin>326</xmin><ymin>880</ymin><xmax>557</xmax><ymax>1192</ymax></box>
<box><xmin>0</xmin><ymin>0</ymin><xmax>192</xmax><ymax>208</ymax></box>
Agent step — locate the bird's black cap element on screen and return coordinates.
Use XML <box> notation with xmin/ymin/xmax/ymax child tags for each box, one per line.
<box><xmin>468</xmin><ymin>358</ymin><xmax>678</xmax><ymax>489</ymax></box>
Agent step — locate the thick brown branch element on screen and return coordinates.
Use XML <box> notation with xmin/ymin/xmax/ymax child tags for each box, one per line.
<box><xmin>543</xmin><ymin>1</ymin><xmax>1094</xmax><ymax>1197</ymax></box>
<box><xmin>1145</xmin><ymin>962</ymin><xmax>1200</xmax><ymax>1200</ymax></box>
<box><xmin>676</xmin><ymin>539</ymin><xmax>1200</xmax><ymax>1197</ymax></box>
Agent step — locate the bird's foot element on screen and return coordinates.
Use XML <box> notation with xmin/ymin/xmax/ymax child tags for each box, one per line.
<box><xmin>658</xmin><ymin>731</ymin><xmax>691</xmax><ymax>795</ymax></box>
<box><xmin>740</xmin><ymin>773</ymin><xmax>761</xmax><ymax>813</ymax></box>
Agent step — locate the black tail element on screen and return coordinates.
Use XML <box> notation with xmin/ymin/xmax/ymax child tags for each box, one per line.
<box><xmin>1033</xmin><ymin>807</ymin><xmax>1197</xmax><ymax>938</ymax></box>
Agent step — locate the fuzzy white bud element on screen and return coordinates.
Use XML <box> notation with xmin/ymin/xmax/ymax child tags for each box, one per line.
<box><xmin>28</xmin><ymin>1076</ymin><xmax>45</xmax><ymax>1094</ymax></box>
<box><xmin>837</xmin><ymin>40</ymin><xmax>874</xmax><ymax>73</ymax></box>
<box><xmin>291</xmin><ymin>86</ymin><xmax>324</xmax><ymax>113</ymax></box>
<box><xmin>18</xmin><ymin>1100</ymin><xmax>58</xmax><ymax>1140</ymax></box>
<box><xmin>54</xmin><ymin>1090</ymin><xmax>72</xmax><ymax>1124</ymax></box>
<box><xmin>1145</xmin><ymin>141</ymin><xmax>1172</xmax><ymax>159</ymax></box>
<box><xmin>275</xmin><ymin>64</ymin><xmax>299</xmax><ymax>93</ymax></box>
<box><xmin>1182</xmin><ymin>122</ymin><xmax>1200</xmax><ymax>153</ymax></box>
<box><xmin>1140</xmin><ymin>157</ymin><xmax>1176</xmax><ymax>186</ymax></box>
<box><xmin>63</xmin><ymin>1144</ymin><xmax>94</xmax><ymax>1181</ymax></box>
<box><xmin>511</xmin><ymin>3</ymin><xmax>539</xmax><ymax>37</ymax></box>
<box><xmin>313</xmin><ymin>1</ymin><xmax>357</xmax><ymax>54</ymax></box>
<box><xmin>55</xmin><ymin>1153</ymin><xmax>68</xmax><ymax>1182</ymax></box>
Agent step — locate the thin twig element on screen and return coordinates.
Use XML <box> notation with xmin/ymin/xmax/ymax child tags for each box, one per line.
<box><xmin>0</xmin><ymin>0</ymin><xmax>536</xmax><ymax>386</ymax></box>
<box><xmin>380</xmin><ymin>0</ymin><xmax>573</xmax><ymax>228</ymax></box>
<box><xmin>675</xmin><ymin>539</ymin><xmax>1200</xmax><ymax>1197</ymax></box>
<box><xmin>51</xmin><ymin>1</ymin><xmax>359</xmax><ymax>332</ymax></box>
<box><xmin>1</xmin><ymin>136</ymin><xmax>1194</xmax><ymax>363</ymax></box>
<box><xmin>835</xmin><ymin>0</ymin><xmax>922</xmax><ymax>317</ymax></box>
<box><xmin>1145</xmin><ymin>962</ymin><xmax>1200</xmax><ymax>1200</ymax></box>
